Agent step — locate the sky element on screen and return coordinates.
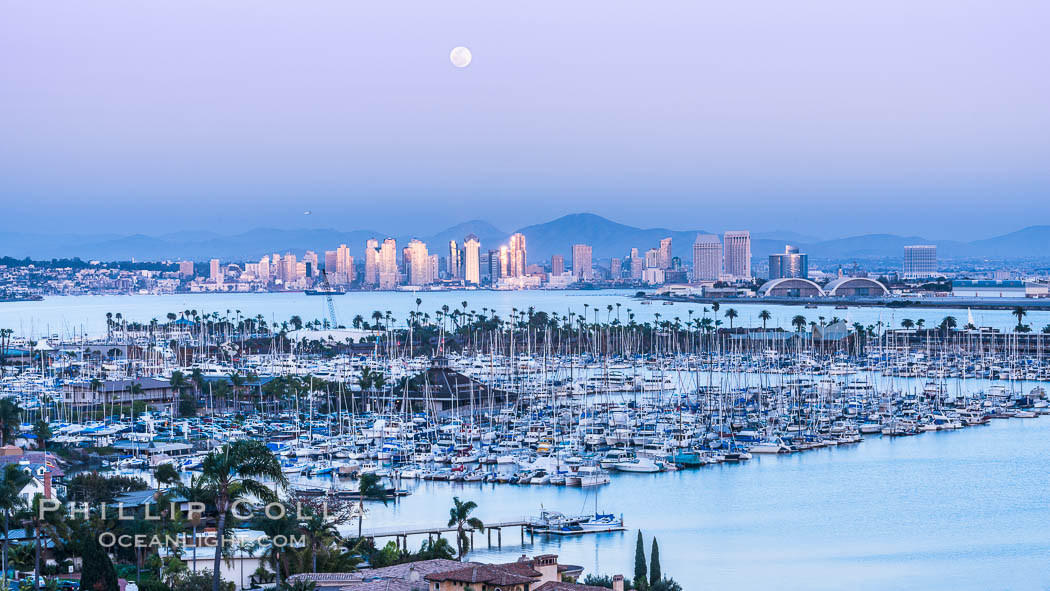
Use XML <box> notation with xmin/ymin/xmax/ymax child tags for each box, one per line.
<box><xmin>1</xmin><ymin>1</ymin><xmax>1048</xmax><ymax>239</ymax></box>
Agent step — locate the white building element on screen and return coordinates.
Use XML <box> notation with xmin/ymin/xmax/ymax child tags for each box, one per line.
<box><xmin>722</xmin><ymin>231</ymin><xmax>751</xmax><ymax>279</ymax></box>
<box><xmin>904</xmin><ymin>245</ymin><xmax>938</xmax><ymax>279</ymax></box>
<box><xmin>692</xmin><ymin>234</ymin><xmax>722</xmax><ymax>282</ymax></box>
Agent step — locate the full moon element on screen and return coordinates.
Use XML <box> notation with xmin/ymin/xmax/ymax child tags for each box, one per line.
<box><xmin>450</xmin><ymin>46</ymin><xmax>472</xmax><ymax>68</ymax></box>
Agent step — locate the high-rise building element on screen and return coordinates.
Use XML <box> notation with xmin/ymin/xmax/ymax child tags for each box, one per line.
<box><xmin>723</xmin><ymin>231</ymin><xmax>752</xmax><ymax>279</ymax></box>
<box><xmin>209</xmin><ymin>259</ymin><xmax>222</xmax><ymax>284</ymax></box>
<box><xmin>464</xmin><ymin>234</ymin><xmax>480</xmax><ymax>285</ymax></box>
<box><xmin>325</xmin><ymin>250</ymin><xmax>337</xmax><ymax>276</ymax></box>
<box><xmin>629</xmin><ymin>248</ymin><xmax>643</xmax><ymax>279</ymax></box>
<box><xmin>377</xmin><ymin>238</ymin><xmax>398</xmax><ymax>289</ymax></box>
<box><xmin>645</xmin><ymin>248</ymin><xmax>660</xmax><ymax>269</ymax></box>
<box><xmin>448</xmin><ymin>240</ymin><xmax>460</xmax><ymax>279</ymax></box>
<box><xmin>610</xmin><ymin>257</ymin><xmax>622</xmax><ymax>279</ymax></box>
<box><xmin>333</xmin><ymin>244</ymin><xmax>353</xmax><ymax>283</ymax></box>
<box><xmin>769</xmin><ymin>245</ymin><xmax>808</xmax><ymax>280</ymax></box>
<box><xmin>506</xmin><ymin>233</ymin><xmax>526</xmax><ymax>277</ymax></box>
<box><xmin>428</xmin><ymin>254</ymin><xmax>440</xmax><ymax>284</ymax></box>
<box><xmin>692</xmin><ymin>234</ymin><xmax>722</xmax><ymax>282</ymax></box>
<box><xmin>487</xmin><ymin>249</ymin><xmax>501</xmax><ymax>283</ymax></box>
<box><xmin>258</xmin><ymin>256</ymin><xmax>270</xmax><ymax>283</ymax></box>
<box><xmin>572</xmin><ymin>244</ymin><xmax>593</xmax><ymax>281</ymax></box>
<box><xmin>282</xmin><ymin>253</ymin><xmax>298</xmax><ymax>283</ymax></box>
<box><xmin>178</xmin><ymin>261</ymin><xmax>194</xmax><ymax>278</ymax></box>
<box><xmin>303</xmin><ymin>251</ymin><xmax>318</xmax><ymax>278</ymax></box>
<box><xmin>658</xmin><ymin>237</ymin><xmax>672</xmax><ymax>269</ymax></box>
<box><xmin>364</xmin><ymin>238</ymin><xmax>379</xmax><ymax>286</ymax></box>
<box><xmin>904</xmin><ymin>245</ymin><xmax>937</xmax><ymax>279</ymax></box>
<box><xmin>404</xmin><ymin>239</ymin><xmax>431</xmax><ymax>286</ymax></box>
<box><xmin>550</xmin><ymin>254</ymin><xmax>565</xmax><ymax>276</ymax></box>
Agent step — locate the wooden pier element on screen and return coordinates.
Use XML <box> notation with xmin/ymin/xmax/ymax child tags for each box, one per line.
<box><xmin>361</xmin><ymin>519</ymin><xmax>536</xmax><ymax>550</ymax></box>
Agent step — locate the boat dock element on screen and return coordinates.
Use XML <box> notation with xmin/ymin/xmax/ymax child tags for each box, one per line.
<box><xmin>362</xmin><ymin>519</ymin><xmax>534</xmax><ymax>550</ymax></box>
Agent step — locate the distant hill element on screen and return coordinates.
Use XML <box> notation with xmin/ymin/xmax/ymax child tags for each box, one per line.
<box><xmin>2</xmin><ymin>215</ymin><xmax>1049</xmax><ymax>262</ymax></box>
<box><xmin>513</xmin><ymin>213</ymin><xmax>708</xmax><ymax>261</ymax></box>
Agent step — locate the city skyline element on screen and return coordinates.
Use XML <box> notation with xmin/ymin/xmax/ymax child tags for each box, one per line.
<box><xmin>3</xmin><ymin>1</ymin><xmax>1049</xmax><ymax>237</ymax></box>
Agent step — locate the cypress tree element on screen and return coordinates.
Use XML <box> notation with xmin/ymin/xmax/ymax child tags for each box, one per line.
<box><xmin>634</xmin><ymin>530</ymin><xmax>647</xmax><ymax>589</ymax></box>
<box><xmin>81</xmin><ymin>533</ymin><xmax>119</xmax><ymax>591</ymax></box>
<box><xmin>650</xmin><ymin>537</ymin><xmax>661</xmax><ymax>585</ymax></box>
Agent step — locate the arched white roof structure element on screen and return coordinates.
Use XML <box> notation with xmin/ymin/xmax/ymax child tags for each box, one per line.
<box><xmin>757</xmin><ymin>277</ymin><xmax>825</xmax><ymax>298</ymax></box>
<box><xmin>824</xmin><ymin>277</ymin><xmax>889</xmax><ymax>297</ymax></box>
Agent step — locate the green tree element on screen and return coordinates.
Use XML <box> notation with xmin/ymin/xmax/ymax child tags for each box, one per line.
<box><xmin>1012</xmin><ymin>306</ymin><xmax>1026</xmax><ymax>330</ymax></box>
<box><xmin>0</xmin><ymin>465</ymin><xmax>31</xmax><ymax>585</ymax></box>
<box><xmin>758</xmin><ymin>310</ymin><xmax>771</xmax><ymax>330</ymax></box>
<box><xmin>900</xmin><ymin>318</ymin><xmax>914</xmax><ymax>329</ymax></box>
<box><xmin>22</xmin><ymin>494</ymin><xmax>70</xmax><ymax>587</ymax></box>
<box><xmin>0</xmin><ymin>399</ymin><xmax>21</xmax><ymax>446</ymax></box>
<box><xmin>200</xmin><ymin>440</ymin><xmax>287</xmax><ymax>591</ymax></box>
<box><xmin>355</xmin><ymin>473</ymin><xmax>388</xmax><ymax>539</ymax></box>
<box><xmin>791</xmin><ymin>315</ymin><xmax>807</xmax><ymax>332</ymax></box>
<box><xmin>634</xmin><ymin>530</ymin><xmax>647</xmax><ymax>590</ymax></box>
<box><xmin>32</xmin><ymin>420</ymin><xmax>51</xmax><ymax>450</ymax></box>
<box><xmin>447</xmin><ymin>497</ymin><xmax>484</xmax><ymax>560</ymax></box>
<box><xmin>651</xmin><ymin>578</ymin><xmax>683</xmax><ymax>591</ymax></box>
<box><xmin>80</xmin><ymin>529</ymin><xmax>119</xmax><ymax>591</ymax></box>
<box><xmin>649</xmin><ymin>537</ymin><xmax>661</xmax><ymax>585</ymax></box>
<box><xmin>724</xmin><ymin>308</ymin><xmax>738</xmax><ymax>329</ymax></box>
<box><xmin>155</xmin><ymin>463</ymin><xmax>181</xmax><ymax>487</ymax></box>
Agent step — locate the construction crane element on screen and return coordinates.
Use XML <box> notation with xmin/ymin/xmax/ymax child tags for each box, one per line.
<box><xmin>319</xmin><ymin>269</ymin><xmax>339</xmax><ymax>328</ymax></box>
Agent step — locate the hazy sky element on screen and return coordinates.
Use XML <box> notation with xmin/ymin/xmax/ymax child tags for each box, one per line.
<box><xmin>2</xmin><ymin>1</ymin><xmax>1048</xmax><ymax>239</ymax></box>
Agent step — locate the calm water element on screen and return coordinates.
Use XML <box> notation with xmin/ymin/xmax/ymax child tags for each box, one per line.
<box><xmin>356</xmin><ymin>416</ymin><xmax>1050</xmax><ymax>591</ymax></box>
<box><xmin>2</xmin><ymin>291</ymin><xmax>1048</xmax><ymax>338</ymax></box>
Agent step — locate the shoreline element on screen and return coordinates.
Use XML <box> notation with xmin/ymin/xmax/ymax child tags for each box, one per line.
<box><xmin>647</xmin><ymin>294</ymin><xmax>1050</xmax><ymax>311</ymax></box>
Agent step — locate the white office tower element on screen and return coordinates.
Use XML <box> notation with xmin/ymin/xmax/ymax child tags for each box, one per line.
<box><xmin>692</xmin><ymin>234</ymin><xmax>722</xmax><ymax>282</ymax></box>
<box><xmin>463</xmin><ymin>234</ymin><xmax>481</xmax><ymax>285</ymax></box>
<box><xmin>722</xmin><ymin>231</ymin><xmax>751</xmax><ymax>279</ymax></box>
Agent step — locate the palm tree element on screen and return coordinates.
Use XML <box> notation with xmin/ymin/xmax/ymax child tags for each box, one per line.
<box><xmin>0</xmin><ymin>399</ymin><xmax>20</xmax><ymax>447</ymax></box>
<box><xmin>758</xmin><ymin>310</ymin><xmax>771</xmax><ymax>330</ymax></box>
<box><xmin>901</xmin><ymin>319</ymin><xmax>915</xmax><ymax>329</ymax></box>
<box><xmin>355</xmin><ymin>473</ymin><xmax>388</xmax><ymax>538</ymax></box>
<box><xmin>0</xmin><ymin>465</ymin><xmax>30</xmax><ymax>586</ymax></box>
<box><xmin>447</xmin><ymin>497</ymin><xmax>484</xmax><ymax>559</ymax></box>
<box><xmin>791</xmin><ymin>315</ymin><xmax>807</xmax><ymax>332</ymax></box>
<box><xmin>1012</xmin><ymin>306</ymin><xmax>1026</xmax><ymax>330</ymax></box>
<box><xmin>724</xmin><ymin>308</ymin><xmax>738</xmax><ymax>329</ymax></box>
<box><xmin>298</xmin><ymin>512</ymin><xmax>339</xmax><ymax>573</ymax></box>
<box><xmin>201</xmin><ymin>440</ymin><xmax>287</xmax><ymax>591</ymax></box>
<box><xmin>22</xmin><ymin>494</ymin><xmax>69</xmax><ymax>587</ymax></box>
<box><xmin>173</xmin><ymin>473</ymin><xmax>214</xmax><ymax>574</ymax></box>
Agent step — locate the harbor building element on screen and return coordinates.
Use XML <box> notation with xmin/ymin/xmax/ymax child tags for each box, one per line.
<box><xmin>951</xmin><ymin>280</ymin><xmax>1049</xmax><ymax>298</ymax></box>
<box><xmin>757</xmin><ymin>277</ymin><xmax>825</xmax><ymax>298</ymax></box>
<box><xmin>824</xmin><ymin>277</ymin><xmax>890</xmax><ymax>297</ymax></box>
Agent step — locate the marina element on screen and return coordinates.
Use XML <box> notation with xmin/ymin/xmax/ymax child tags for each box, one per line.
<box><xmin>2</xmin><ymin>294</ymin><xmax>1050</xmax><ymax>588</ymax></box>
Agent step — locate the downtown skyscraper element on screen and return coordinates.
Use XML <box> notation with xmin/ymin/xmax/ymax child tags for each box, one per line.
<box><xmin>463</xmin><ymin>234</ymin><xmax>480</xmax><ymax>285</ymax></box>
<box><xmin>506</xmin><ymin>233</ymin><xmax>527</xmax><ymax>277</ymax></box>
<box><xmin>572</xmin><ymin>244</ymin><xmax>593</xmax><ymax>281</ymax></box>
<box><xmin>723</xmin><ymin>231</ymin><xmax>752</xmax><ymax>280</ymax></box>
<box><xmin>364</xmin><ymin>238</ymin><xmax>379</xmax><ymax>286</ymax></box>
<box><xmin>692</xmin><ymin>234</ymin><xmax>722</xmax><ymax>281</ymax></box>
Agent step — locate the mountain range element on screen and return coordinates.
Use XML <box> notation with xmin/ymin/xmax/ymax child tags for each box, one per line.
<box><xmin>1</xmin><ymin>213</ymin><xmax>1048</xmax><ymax>263</ymax></box>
